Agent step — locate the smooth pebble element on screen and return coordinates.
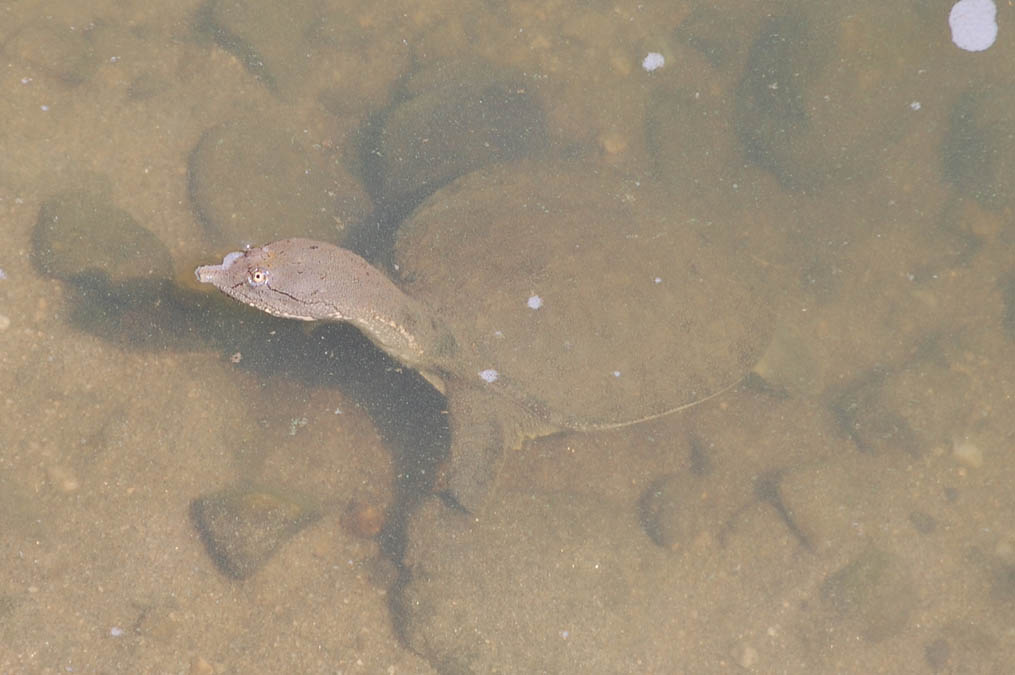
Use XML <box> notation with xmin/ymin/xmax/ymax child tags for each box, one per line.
<box><xmin>952</xmin><ymin>439</ymin><xmax>983</xmax><ymax>468</ymax></box>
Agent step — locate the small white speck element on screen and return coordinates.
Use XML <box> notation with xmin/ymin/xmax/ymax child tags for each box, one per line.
<box><xmin>288</xmin><ymin>417</ymin><xmax>308</xmax><ymax>435</ymax></box>
<box><xmin>527</xmin><ymin>295</ymin><xmax>543</xmax><ymax>310</ymax></box>
<box><xmin>560</xmin><ymin>630</ymin><xmax>570</xmax><ymax>639</ymax></box>
<box><xmin>909</xmin><ymin>101</ymin><xmax>921</xmax><ymax>111</ymax></box>
<box><xmin>40</xmin><ymin>105</ymin><xmax>50</xmax><ymax>112</ymax></box>
<box><xmin>0</xmin><ymin>268</ymin><xmax>6</xmax><ymax>280</ymax></box>
<box><xmin>479</xmin><ymin>369</ymin><xmax>499</xmax><ymax>383</ymax></box>
<box><xmin>110</xmin><ymin>626</ymin><xmax>124</xmax><ymax>637</ymax></box>
<box><xmin>334</xmin><ymin>408</ymin><xmax>343</xmax><ymax>415</ymax></box>
<box><xmin>642</xmin><ymin>52</ymin><xmax>664</xmax><ymax>72</ymax></box>
<box><xmin>20</xmin><ymin>77</ymin><xmax>31</xmax><ymax>84</ymax></box>
<box><xmin>109</xmin><ymin>56</ymin><xmax>120</xmax><ymax>63</ymax></box>
<box><xmin>613</xmin><ymin>370</ymin><xmax>621</xmax><ymax>377</ymax></box>
<box><xmin>654</xmin><ymin>277</ymin><xmax>662</xmax><ymax>284</ymax></box>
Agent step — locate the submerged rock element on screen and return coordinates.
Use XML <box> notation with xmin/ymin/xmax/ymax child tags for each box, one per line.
<box><xmin>189</xmin><ymin>117</ymin><xmax>370</xmax><ymax>246</ymax></box>
<box><xmin>395</xmin><ymin>494</ymin><xmax>671</xmax><ymax>672</ymax></box>
<box><xmin>941</xmin><ymin>88</ymin><xmax>1015</xmax><ymax>211</ymax></box>
<box><xmin>638</xmin><ymin>471</ymin><xmax>729</xmax><ymax>551</ymax></box>
<box><xmin>193</xmin><ymin>0</ymin><xmax>322</xmax><ymax>95</ymax></box>
<box><xmin>367</xmin><ymin>63</ymin><xmax>546</xmax><ymax>210</ymax></box>
<box><xmin>32</xmin><ymin>190</ymin><xmax>173</xmax><ymax>283</ymax></box>
<box><xmin>190</xmin><ymin>485</ymin><xmax>321</xmax><ymax>579</ymax></box>
<box><xmin>819</xmin><ymin>546</ymin><xmax>917</xmax><ymax>642</ymax></box>
<box><xmin>4</xmin><ymin>21</ymin><xmax>101</xmax><ymax>85</ymax></box>
<box><xmin>734</xmin><ymin>8</ymin><xmax>935</xmax><ymax>191</ymax></box>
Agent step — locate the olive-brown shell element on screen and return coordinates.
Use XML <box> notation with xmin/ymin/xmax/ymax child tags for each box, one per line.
<box><xmin>394</xmin><ymin>161</ymin><xmax>772</xmax><ymax>427</ymax></box>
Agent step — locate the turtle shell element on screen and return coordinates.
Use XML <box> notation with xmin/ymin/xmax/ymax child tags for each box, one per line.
<box><xmin>394</xmin><ymin>161</ymin><xmax>772</xmax><ymax>428</ymax></box>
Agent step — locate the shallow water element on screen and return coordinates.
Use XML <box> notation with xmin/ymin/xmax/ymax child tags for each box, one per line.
<box><xmin>2</xmin><ymin>0</ymin><xmax>1013</xmax><ymax>672</ymax></box>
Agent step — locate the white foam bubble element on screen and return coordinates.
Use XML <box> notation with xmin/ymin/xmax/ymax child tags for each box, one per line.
<box><xmin>949</xmin><ymin>0</ymin><xmax>998</xmax><ymax>52</ymax></box>
<box><xmin>642</xmin><ymin>52</ymin><xmax>665</xmax><ymax>72</ymax></box>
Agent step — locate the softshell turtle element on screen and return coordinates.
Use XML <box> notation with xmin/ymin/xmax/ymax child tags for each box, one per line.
<box><xmin>196</xmin><ymin>162</ymin><xmax>772</xmax><ymax>511</ymax></box>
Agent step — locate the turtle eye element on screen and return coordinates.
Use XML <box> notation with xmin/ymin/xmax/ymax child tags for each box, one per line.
<box><xmin>248</xmin><ymin>268</ymin><xmax>270</xmax><ymax>286</ymax></box>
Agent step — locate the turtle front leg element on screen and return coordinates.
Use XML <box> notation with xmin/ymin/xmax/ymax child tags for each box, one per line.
<box><xmin>439</xmin><ymin>384</ymin><xmax>532</xmax><ymax>513</ymax></box>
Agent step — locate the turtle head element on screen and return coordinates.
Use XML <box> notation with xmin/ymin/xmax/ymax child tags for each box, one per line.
<box><xmin>196</xmin><ymin>238</ymin><xmax>457</xmax><ymax>372</ymax></box>
<box><xmin>195</xmin><ymin>238</ymin><xmax>353</xmax><ymax>321</ymax></box>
